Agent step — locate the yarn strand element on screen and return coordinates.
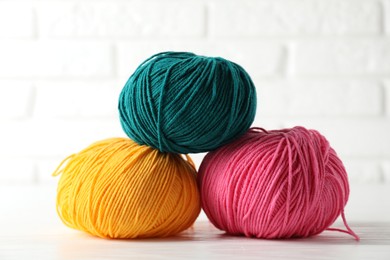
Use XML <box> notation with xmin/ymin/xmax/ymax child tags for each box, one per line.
<box><xmin>119</xmin><ymin>51</ymin><xmax>257</xmax><ymax>153</ymax></box>
<box><xmin>326</xmin><ymin>211</ymin><xmax>360</xmax><ymax>241</ymax></box>
<box><xmin>54</xmin><ymin>138</ymin><xmax>201</xmax><ymax>239</ymax></box>
<box><xmin>199</xmin><ymin>127</ymin><xmax>359</xmax><ymax>240</ymax></box>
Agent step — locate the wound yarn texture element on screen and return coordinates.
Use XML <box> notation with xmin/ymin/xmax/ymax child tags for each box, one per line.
<box><xmin>118</xmin><ymin>51</ymin><xmax>257</xmax><ymax>154</ymax></box>
<box><xmin>53</xmin><ymin>138</ymin><xmax>201</xmax><ymax>239</ymax></box>
<box><xmin>198</xmin><ymin>127</ymin><xmax>359</xmax><ymax>240</ymax></box>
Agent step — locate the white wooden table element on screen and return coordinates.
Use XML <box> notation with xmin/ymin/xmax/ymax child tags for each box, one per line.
<box><xmin>1</xmin><ymin>185</ymin><xmax>389</xmax><ymax>260</ymax></box>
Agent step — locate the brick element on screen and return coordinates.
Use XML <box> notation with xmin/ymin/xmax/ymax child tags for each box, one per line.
<box><xmin>34</xmin><ymin>80</ymin><xmax>121</xmax><ymax>118</ymax></box>
<box><xmin>36</xmin><ymin>159</ymin><xmax>62</xmax><ymax>184</ymax></box>
<box><xmin>210</xmin><ymin>42</ymin><xmax>285</xmax><ymax>78</ymax></box>
<box><xmin>282</xmin><ymin>118</ymin><xmax>390</xmax><ymax>158</ymax></box>
<box><xmin>383</xmin><ymin>161</ymin><xmax>390</xmax><ymax>183</ymax></box>
<box><xmin>36</xmin><ymin>1</ymin><xmax>205</xmax><ymax>38</ymax></box>
<box><xmin>0</xmin><ymin>2</ymin><xmax>34</xmax><ymax>38</ymax></box>
<box><xmin>255</xmin><ymin>80</ymin><xmax>382</xmax><ymax>117</ymax></box>
<box><xmin>293</xmin><ymin>40</ymin><xmax>390</xmax><ymax>75</ymax></box>
<box><xmin>254</xmin><ymin>79</ymin><xmax>292</xmax><ymax>117</ymax></box>
<box><xmin>210</xmin><ymin>0</ymin><xmax>380</xmax><ymax>37</ymax></box>
<box><xmin>345</xmin><ymin>184</ymin><xmax>390</xmax><ymax>222</ymax></box>
<box><xmin>0</xmin><ymin>120</ymin><xmax>125</xmax><ymax>158</ymax></box>
<box><xmin>385</xmin><ymin>81</ymin><xmax>390</xmax><ymax>116</ymax></box>
<box><xmin>0</xmin><ymin>159</ymin><xmax>35</xmax><ymax>184</ymax></box>
<box><xmin>343</xmin><ymin>160</ymin><xmax>383</xmax><ymax>184</ymax></box>
<box><xmin>117</xmin><ymin>41</ymin><xmax>284</xmax><ymax>78</ymax></box>
<box><xmin>0</xmin><ymin>81</ymin><xmax>34</xmax><ymax>119</ymax></box>
<box><xmin>385</xmin><ymin>0</ymin><xmax>390</xmax><ymax>34</ymax></box>
<box><xmin>0</xmin><ymin>41</ymin><xmax>113</xmax><ymax>78</ymax></box>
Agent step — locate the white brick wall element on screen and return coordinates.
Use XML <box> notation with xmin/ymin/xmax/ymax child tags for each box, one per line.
<box><xmin>0</xmin><ymin>41</ymin><xmax>113</xmax><ymax>78</ymax></box>
<box><xmin>0</xmin><ymin>3</ymin><xmax>35</xmax><ymax>38</ymax></box>
<box><xmin>0</xmin><ymin>0</ymin><xmax>389</xmax><ymax>185</ymax></box>
<box><xmin>256</xmin><ymin>80</ymin><xmax>383</xmax><ymax>117</ymax></box>
<box><xmin>385</xmin><ymin>0</ymin><xmax>390</xmax><ymax>34</ymax></box>
<box><xmin>34</xmin><ymin>80</ymin><xmax>121</xmax><ymax>118</ymax></box>
<box><xmin>210</xmin><ymin>0</ymin><xmax>381</xmax><ymax>36</ymax></box>
<box><xmin>0</xmin><ymin>81</ymin><xmax>34</xmax><ymax>119</ymax></box>
<box><xmin>116</xmin><ymin>41</ymin><xmax>284</xmax><ymax>78</ymax></box>
<box><xmin>36</xmin><ymin>1</ymin><xmax>205</xmax><ymax>38</ymax></box>
<box><xmin>293</xmin><ymin>40</ymin><xmax>390</xmax><ymax>75</ymax></box>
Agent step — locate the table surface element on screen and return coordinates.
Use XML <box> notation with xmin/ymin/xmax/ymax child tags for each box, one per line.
<box><xmin>1</xmin><ymin>184</ymin><xmax>389</xmax><ymax>260</ymax></box>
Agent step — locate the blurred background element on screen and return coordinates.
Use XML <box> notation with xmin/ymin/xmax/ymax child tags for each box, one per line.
<box><xmin>0</xmin><ymin>0</ymin><xmax>389</xmax><ymax>188</ymax></box>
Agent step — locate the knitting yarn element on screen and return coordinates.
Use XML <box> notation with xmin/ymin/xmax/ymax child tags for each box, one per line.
<box><xmin>118</xmin><ymin>51</ymin><xmax>257</xmax><ymax>154</ymax></box>
<box><xmin>53</xmin><ymin>138</ymin><xmax>200</xmax><ymax>239</ymax></box>
<box><xmin>198</xmin><ymin>127</ymin><xmax>359</xmax><ymax>240</ymax></box>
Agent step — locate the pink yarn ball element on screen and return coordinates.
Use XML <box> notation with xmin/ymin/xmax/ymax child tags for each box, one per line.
<box><xmin>198</xmin><ymin>126</ymin><xmax>354</xmax><ymax>239</ymax></box>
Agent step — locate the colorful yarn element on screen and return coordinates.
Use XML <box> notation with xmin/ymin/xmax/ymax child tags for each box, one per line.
<box><xmin>118</xmin><ymin>51</ymin><xmax>257</xmax><ymax>154</ymax></box>
<box><xmin>53</xmin><ymin>138</ymin><xmax>200</xmax><ymax>239</ymax></box>
<box><xmin>198</xmin><ymin>127</ymin><xmax>359</xmax><ymax>240</ymax></box>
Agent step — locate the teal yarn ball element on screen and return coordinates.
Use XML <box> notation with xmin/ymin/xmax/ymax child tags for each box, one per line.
<box><xmin>118</xmin><ymin>51</ymin><xmax>257</xmax><ymax>154</ymax></box>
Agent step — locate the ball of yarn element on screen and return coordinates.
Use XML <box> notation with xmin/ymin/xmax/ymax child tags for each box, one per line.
<box><xmin>199</xmin><ymin>127</ymin><xmax>358</xmax><ymax>239</ymax></box>
<box><xmin>53</xmin><ymin>138</ymin><xmax>201</xmax><ymax>239</ymax></box>
<box><xmin>118</xmin><ymin>51</ymin><xmax>257</xmax><ymax>154</ymax></box>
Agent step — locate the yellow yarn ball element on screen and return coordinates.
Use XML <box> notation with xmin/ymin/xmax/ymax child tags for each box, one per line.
<box><xmin>53</xmin><ymin>138</ymin><xmax>201</xmax><ymax>239</ymax></box>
